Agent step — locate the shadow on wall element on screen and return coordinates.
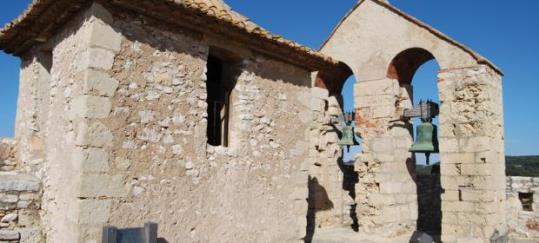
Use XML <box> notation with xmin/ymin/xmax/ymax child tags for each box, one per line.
<box><xmin>415</xmin><ymin>163</ymin><xmax>442</xmax><ymax>239</ymax></box>
<box><xmin>338</xmin><ymin>158</ymin><xmax>360</xmax><ymax>232</ymax></box>
<box><xmin>305</xmin><ymin>176</ymin><xmax>334</xmax><ymax>243</ymax></box>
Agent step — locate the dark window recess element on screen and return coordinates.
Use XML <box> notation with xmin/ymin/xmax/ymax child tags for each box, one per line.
<box><xmin>206</xmin><ymin>55</ymin><xmax>238</xmax><ymax>147</ymax></box>
<box><xmin>519</xmin><ymin>192</ymin><xmax>534</xmax><ymax>212</ymax></box>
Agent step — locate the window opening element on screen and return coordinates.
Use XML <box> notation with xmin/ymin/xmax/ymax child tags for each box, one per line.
<box><xmin>519</xmin><ymin>192</ymin><xmax>534</xmax><ymax>212</ymax></box>
<box><xmin>206</xmin><ymin>54</ymin><xmax>238</xmax><ymax>147</ymax></box>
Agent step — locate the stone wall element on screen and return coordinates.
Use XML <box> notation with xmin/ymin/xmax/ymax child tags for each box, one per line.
<box><xmin>0</xmin><ymin>140</ymin><xmax>17</xmax><ymax>173</ymax></box>
<box><xmin>0</xmin><ymin>173</ymin><xmax>41</xmax><ymax>243</ymax></box>
<box><xmin>352</xmin><ymin>77</ymin><xmax>418</xmax><ymax>238</ymax></box>
<box><xmin>319</xmin><ymin>1</ymin><xmax>507</xmax><ymax>241</ymax></box>
<box><xmin>308</xmin><ymin>89</ymin><xmax>356</xmax><ymax>232</ymax></box>
<box><xmin>437</xmin><ymin>65</ymin><xmax>506</xmax><ymax>242</ymax></box>
<box><xmin>506</xmin><ymin>176</ymin><xmax>539</xmax><ymax>241</ymax></box>
<box><xmin>99</xmin><ymin>8</ymin><xmax>312</xmax><ymax>242</ymax></box>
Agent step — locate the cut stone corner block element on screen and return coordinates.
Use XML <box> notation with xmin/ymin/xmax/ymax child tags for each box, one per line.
<box><xmin>86</xmin><ymin>2</ymin><xmax>114</xmax><ymax>25</ymax></box>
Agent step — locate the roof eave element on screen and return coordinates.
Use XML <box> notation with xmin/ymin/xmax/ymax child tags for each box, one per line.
<box><xmin>0</xmin><ymin>0</ymin><xmax>339</xmax><ymax>71</ymax></box>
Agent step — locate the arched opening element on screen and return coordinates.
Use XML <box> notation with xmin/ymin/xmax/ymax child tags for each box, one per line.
<box><xmin>388</xmin><ymin>48</ymin><xmax>442</xmax><ymax>239</ymax></box>
<box><xmin>306</xmin><ymin>63</ymin><xmax>361</xmax><ymax>241</ymax></box>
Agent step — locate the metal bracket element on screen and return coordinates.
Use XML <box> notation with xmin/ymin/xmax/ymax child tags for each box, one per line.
<box><xmin>402</xmin><ymin>100</ymin><xmax>439</xmax><ymax>121</ymax></box>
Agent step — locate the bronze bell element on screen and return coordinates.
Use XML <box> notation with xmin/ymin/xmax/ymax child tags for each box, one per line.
<box><xmin>410</xmin><ymin>120</ymin><xmax>439</xmax><ymax>165</ymax></box>
<box><xmin>338</xmin><ymin>121</ymin><xmax>360</xmax><ymax>153</ymax></box>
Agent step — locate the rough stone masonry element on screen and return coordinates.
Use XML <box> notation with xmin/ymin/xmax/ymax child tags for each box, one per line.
<box><xmin>0</xmin><ymin>0</ymin><xmax>533</xmax><ymax>243</ymax></box>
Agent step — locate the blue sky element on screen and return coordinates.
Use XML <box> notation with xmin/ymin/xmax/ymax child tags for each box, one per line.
<box><xmin>1</xmin><ymin>0</ymin><xmax>538</xmax><ymax>156</ymax></box>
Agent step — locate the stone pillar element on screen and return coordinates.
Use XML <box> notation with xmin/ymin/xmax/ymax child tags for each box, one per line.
<box><xmin>353</xmin><ymin>77</ymin><xmax>417</xmax><ymax>238</ymax></box>
<box><xmin>15</xmin><ymin>49</ymin><xmax>52</xmax><ymax>176</ymax></box>
<box><xmin>69</xmin><ymin>3</ymin><xmax>125</xmax><ymax>242</ymax></box>
<box><xmin>28</xmin><ymin>3</ymin><xmax>125</xmax><ymax>242</ymax></box>
<box><xmin>437</xmin><ymin>65</ymin><xmax>506</xmax><ymax>242</ymax></box>
<box><xmin>308</xmin><ymin>87</ymin><xmax>353</xmax><ymax>229</ymax></box>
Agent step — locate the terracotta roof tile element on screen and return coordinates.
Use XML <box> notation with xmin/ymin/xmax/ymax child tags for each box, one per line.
<box><xmin>0</xmin><ymin>0</ymin><xmax>339</xmax><ymax>70</ymax></box>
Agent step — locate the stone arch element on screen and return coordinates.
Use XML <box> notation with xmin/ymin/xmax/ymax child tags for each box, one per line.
<box><xmin>318</xmin><ymin>0</ymin><xmax>506</xmax><ymax>241</ymax></box>
<box><xmin>309</xmin><ymin>61</ymin><xmax>362</xmax><ymax>235</ymax></box>
<box><xmin>388</xmin><ymin>47</ymin><xmax>444</xmax><ymax>237</ymax></box>
<box><xmin>387</xmin><ymin>47</ymin><xmax>435</xmax><ymax>85</ymax></box>
<box><xmin>315</xmin><ymin>61</ymin><xmax>355</xmax><ymax>96</ymax></box>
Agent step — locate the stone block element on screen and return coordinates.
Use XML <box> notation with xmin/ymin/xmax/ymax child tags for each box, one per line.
<box><xmin>401</xmin><ymin>181</ymin><xmax>417</xmax><ymax>194</ymax></box>
<box><xmin>458</xmin><ymin>212</ymin><xmax>488</xmax><ymax>226</ymax></box>
<box><xmin>310</xmin><ymin>98</ymin><xmax>325</xmax><ymax>112</ymax></box>
<box><xmin>0</xmin><ymin>194</ymin><xmax>18</xmax><ymax>203</ymax></box>
<box><xmin>18</xmin><ymin>210</ymin><xmax>39</xmax><ymax>227</ymax></box>
<box><xmin>379</xmin><ymin>182</ymin><xmax>403</xmax><ymax>194</ymax></box>
<box><xmin>460</xmin><ymin>164</ymin><xmax>494</xmax><ymax>176</ymax></box>
<box><xmin>18</xmin><ymin>228</ymin><xmax>41</xmax><ymax>243</ymax></box>
<box><xmin>0</xmin><ymin>174</ymin><xmax>40</xmax><ymax>192</ymax></box>
<box><xmin>371</xmin><ymin>105</ymin><xmax>395</xmax><ymax>119</ymax></box>
<box><xmin>474</xmin><ymin>202</ymin><xmax>499</xmax><ymax>214</ymax></box>
<box><xmin>86</xmin><ymin>2</ymin><xmax>113</xmax><ymax>24</ymax></box>
<box><xmin>82</xmin><ymin>70</ymin><xmax>119</xmax><ymax>97</ymax></box>
<box><xmin>77</xmin><ymin>47</ymin><xmax>115</xmax><ymax>71</ymax></box>
<box><xmin>371</xmin><ymin>137</ymin><xmax>393</xmax><ymax>153</ymax></box>
<box><xmin>458</xmin><ymin>137</ymin><xmax>492</xmax><ymax>153</ymax></box>
<box><xmin>454</xmin><ymin>237</ymin><xmax>483</xmax><ymax>243</ymax></box>
<box><xmin>0</xmin><ymin>229</ymin><xmax>19</xmax><ymax>240</ymax></box>
<box><xmin>444</xmin><ymin>212</ymin><xmax>458</xmax><ymax>223</ymax></box>
<box><xmin>0</xmin><ymin>213</ymin><xmax>17</xmax><ymax>223</ymax></box>
<box><xmin>73</xmin><ymin>147</ymin><xmax>110</xmax><ymax>173</ymax></box>
<box><xmin>379</xmin><ymin>161</ymin><xmax>406</xmax><ymax>173</ymax></box>
<box><xmin>355</xmin><ymin>79</ymin><xmax>398</xmax><ymax>97</ymax></box>
<box><xmin>77</xmin><ymin>199</ymin><xmax>111</xmax><ymax>224</ymax></box>
<box><xmin>78</xmin><ymin>175</ymin><xmax>127</xmax><ymax>198</ymax></box>
<box><xmin>442</xmin><ymin>201</ymin><xmax>474</xmax><ymax>212</ymax></box>
<box><xmin>439</xmin><ymin>138</ymin><xmax>459</xmax><ymax>153</ymax></box>
<box><xmin>440</xmin><ymin>234</ymin><xmax>456</xmax><ymax>243</ymax></box>
<box><xmin>72</xmin><ymin>95</ymin><xmax>112</xmax><ymax>119</ymax></box>
<box><xmin>372</xmin><ymin>153</ymin><xmax>394</xmax><ymax>163</ymax></box>
<box><xmin>289</xmin><ymin>187</ymin><xmax>308</xmax><ymax>200</ymax></box>
<box><xmin>311</xmin><ymin>87</ymin><xmax>329</xmax><ymax>99</ymax></box>
<box><xmin>75</xmin><ymin>121</ymin><xmax>113</xmax><ymax>148</ymax></box>
<box><xmin>441</xmin><ymin>163</ymin><xmax>461</xmax><ymax>176</ymax></box>
<box><xmin>18</xmin><ymin>193</ymin><xmax>37</xmax><ymax>201</ymax></box>
<box><xmin>440</xmin><ymin>152</ymin><xmax>475</xmax><ymax>164</ymax></box>
<box><xmin>356</xmin><ymin>95</ymin><xmax>394</xmax><ymax>108</ymax></box>
<box><xmin>441</xmin><ymin>190</ymin><xmax>460</xmax><ymax>201</ymax></box>
<box><xmin>86</xmin><ymin>20</ymin><xmax>122</xmax><ymax>53</ymax></box>
<box><xmin>369</xmin><ymin>193</ymin><xmax>394</xmax><ymax>206</ymax></box>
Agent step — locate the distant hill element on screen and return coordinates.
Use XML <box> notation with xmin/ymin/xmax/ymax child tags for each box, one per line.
<box><xmin>414</xmin><ymin>156</ymin><xmax>539</xmax><ymax>177</ymax></box>
<box><xmin>506</xmin><ymin>156</ymin><xmax>539</xmax><ymax>177</ymax></box>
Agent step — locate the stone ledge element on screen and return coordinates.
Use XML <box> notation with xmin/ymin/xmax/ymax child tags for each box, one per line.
<box><xmin>0</xmin><ymin>173</ymin><xmax>40</xmax><ymax>192</ymax></box>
